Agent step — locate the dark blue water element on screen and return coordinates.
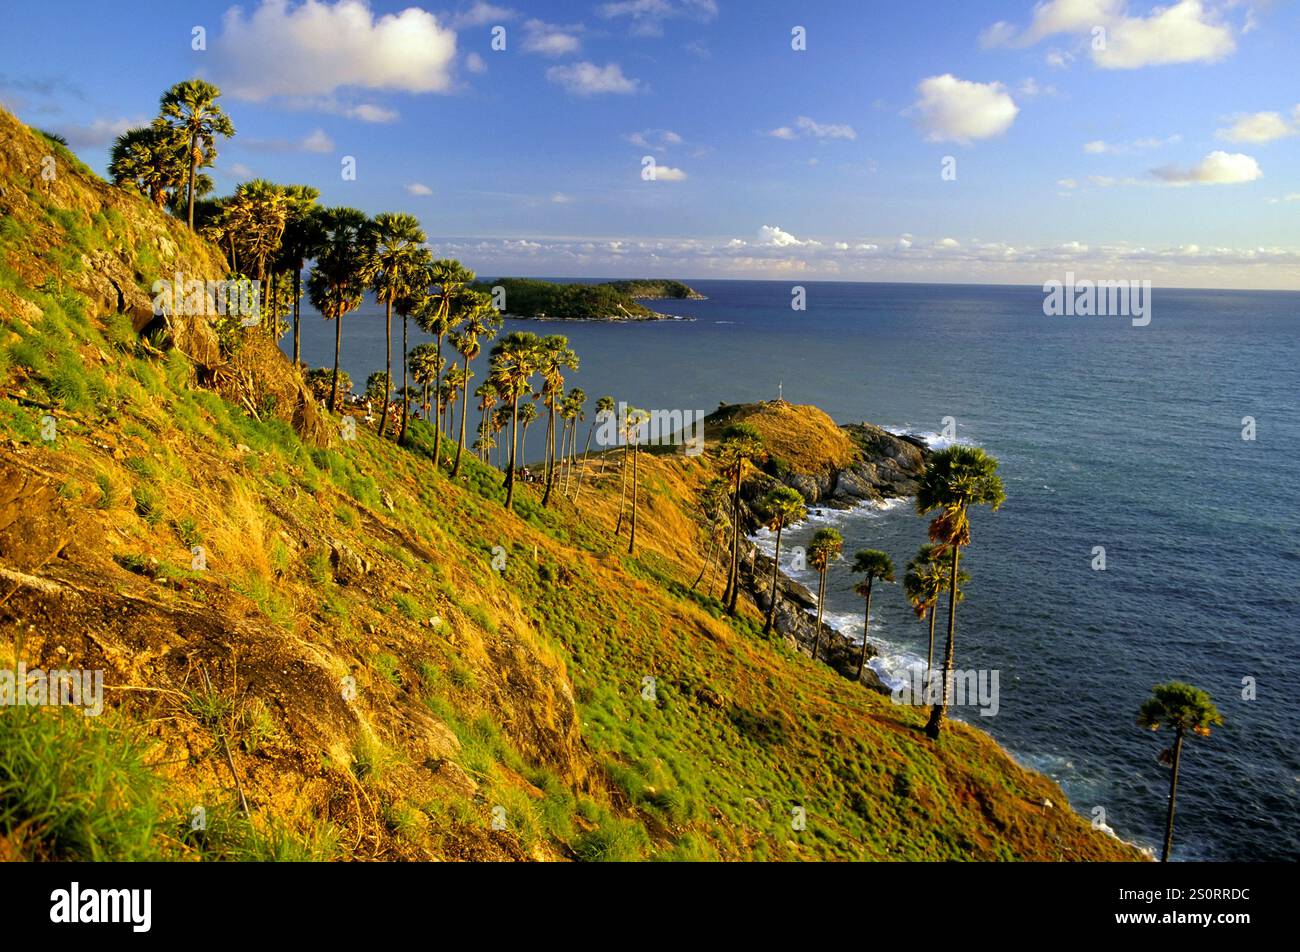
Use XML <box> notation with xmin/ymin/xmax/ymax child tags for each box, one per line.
<box><xmin>289</xmin><ymin>280</ymin><xmax>1300</xmax><ymax>861</ymax></box>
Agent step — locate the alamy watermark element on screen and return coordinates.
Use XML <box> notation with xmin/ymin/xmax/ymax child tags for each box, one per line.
<box><xmin>595</xmin><ymin>402</ymin><xmax>706</xmax><ymax>457</ymax></box>
<box><xmin>151</xmin><ymin>273</ymin><xmax>261</xmax><ymax>327</ymax></box>
<box><xmin>1043</xmin><ymin>272</ymin><xmax>1151</xmax><ymax>327</ymax></box>
<box><xmin>891</xmin><ymin>663</ymin><xmax>999</xmax><ymax>717</ymax></box>
<box><xmin>0</xmin><ymin>664</ymin><xmax>104</xmax><ymax>716</ymax></box>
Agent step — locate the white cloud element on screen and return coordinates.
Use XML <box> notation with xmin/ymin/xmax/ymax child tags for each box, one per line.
<box><xmin>226</xmin><ymin>162</ymin><xmax>256</xmax><ymax>179</ymax></box>
<box><xmin>597</xmin><ymin>0</ymin><xmax>718</xmax><ymax>37</ymax></box>
<box><xmin>984</xmin><ymin>0</ymin><xmax>1236</xmax><ymax>69</ymax></box>
<box><xmin>1152</xmin><ymin>150</ymin><xmax>1262</xmax><ymax>184</ymax></box>
<box><xmin>651</xmin><ymin>165</ymin><xmax>687</xmax><ymax>181</ymax></box>
<box><xmin>1265</xmin><ymin>193</ymin><xmax>1300</xmax><ymax>204</ymax></box>
<box><xmin>551</xmin><ymin>192</ymin><xmax>573</xmax><ymax>203</ymax></box>
<box><xmin>243</xmin><ymin>127</ymin><xmax>336</xmax><ymax>153</ymax></box>
<box><xmin>51</xmin><ymin>115</ymin><xmax>146</xmax><ymax>148</ymax></box>
<box><xmin>912</xmin><ymin>75</ymin><xmax>1019</xmax><ymax>144</ymax></box>
<box><xmin>1216</xmin><ymin>109</ymin><xmax>1298</xmax><ymax>143</ymax></box>
<box><xmin>625</xmin><ymin>128</ymin><xmax>682</xmax><ymax>151</ymax></box>
<box><xmin>758</xmin><ymin>225</ymin><xmax>815</xmax><ymax>247</ymax></box>
<box><xmin>546</xmin><ymin>61</ymin><xmax>640</xmax><ymax>95</ymax></box>
<box><xmin>405</xmin><ymin>183</ymin><xmax>434</xmax><ymax>196</ymax></box>
<box><xmin>302</xmin><ymin>128</ymin><xmax>334</xmax><ymax>152</ymax></box>
<box><xmin>449</xmin><ymin>2</ymin><xmax>515</xmax><ymax>28</ymax></box>
<box><xmin>1084</xmin><ymin>134</ymin><xmax>1180</xmax><ymax>154</ymax></box>
<box><xmin>768</xmin><ymin>116</ymin><xmax>857</xmax><ymax>141</ymax></box>
<box><xmin>464</xmin><ymin>52</ymin><xmax>487</xmax><ymax>74</ymax></box>
<box><xmin>522</xmin><ymin>19</ymin><xmax>581</xmax><ymax>56</ymax></box>
<box><xmin>216</xmin><ymin>0</ymin><xmax>458</xmax><ymax>100</ymax></box>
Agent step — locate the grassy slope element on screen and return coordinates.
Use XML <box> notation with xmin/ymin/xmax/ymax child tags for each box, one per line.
<box><xmin>0</xmin><ymin>112</ymin><xmax>1142</xmax><ymax>862</ymax></box>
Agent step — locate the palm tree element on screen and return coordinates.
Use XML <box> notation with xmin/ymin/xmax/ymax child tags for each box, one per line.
<box><xmin>408</xmin><ymin>343</ymin><xmax>443</xmax><ymax>422</ymax></box>
<box><xmin>441</xmin><ymin>367</ymin><xmax>467</xmax><ymax>438</ymax></box>
<box><xmin>491</xmin><ymin>406</ymin><xmax>512</xmax><ymax>469</ymax></box>
<box><xmin>394</xmin><ymin>257</ymin><xmax>434</xmax><ymax>444</ymax></box>
<box><xmin>229</xmin><ymin>179</ymin><xmax>287</xmax><ymax>322</ymax></box>
<box><xmin>537</xmin><ymin>336</ymin><xmax>579</xmax><ymax>507</ymax></box>
<box><xmin>414</xmin><ymin>260</ymin><xmax>477</xmax><ymax>467</ymax></box>
<box><xmin>850</xmin><ymin>550</ymin><xmax>895</xmax><ymax>682</ymax></box>
<box><xmin>1138</xmin><ymin>682</ymin><xmax>1223</xmax><ymax>862</ymax></box>
<box><xmin>759</xmin><ymin>486</ymin><xmax>807</xmax><ymax>635</ymax></box>
<box><xmin>109</xmin><ymin>122</ymin><xmax>187</xmax><ymax>207</ymax></box>
<box><xmin>561</xmin><ymin>388</ymin><xmax>586</xmax><ymax>496</ymax></box>
<box><xmin>277</xmin><ymin>187</ymin><xmax>323</xmax><ymax>367</ymax></box>
<box><xmin>807</xmin><ymin>528</ymin><xmax>843</xmax><ymax>663</ymax></box>
<box><xmin>517</xmin><ymin>399</ymin><xmax>538</xmax><ymax>452</ymax></box>
<box><xmin>305</xmin><ymin>207</ymin><xmax>370</xmax><ymax>413</ymax></box>
<box><xmin>474</xmin><ymin>381</ymin><xmax>498</xmax><ymax>462</ymax></box>
<box><xmin>451</xmin><ymin>295</ymin><xmax>501</xmax><ymax>476</ymax></box>
<box><xmin>903</xmin><ymin>544</ymin><xmax>968</xmax><ymax>689</ymax></box>
<box><xmin>625</xmin><ymin>407</ymin><xmax>650</xmax><ymax>554</ymax></box>
<box><xmin>916</xmin><ymin>446</ymin><xmax>1005</xmax><ymax>740</ymax></box>
<box><xmin>159</xmin><ymin>79</ymin><xmax>235</xmax><ymax>230</ymax></box>
<box><xmin>717</xmin><ymin>423</ymin><xmax>766</xmax><ymax>616</ymax></box>
<box><xmin>363</xmin><ymin>213</ymin><xmax>428</xmax><ymax>441</ymax></box>
<box><xmin>575</xmin><ymin>395</ymin><xmax>613</xmax><ymax>503</ymax></box>
<box><xmin>488</xmin><ymin>331</ymin><xmax>542</xmax><ymax>509</ymax></box>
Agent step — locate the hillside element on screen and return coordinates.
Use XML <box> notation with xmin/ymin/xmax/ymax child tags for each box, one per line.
<box><xmin>0</xmin><ymin>106</ymin><xmax>1142</xmax><ymax>862</ymax></box>
<box><xmin>472</xmin><ymin>278</ymin><xmax>679</xmax><ymax>321</ymax></box>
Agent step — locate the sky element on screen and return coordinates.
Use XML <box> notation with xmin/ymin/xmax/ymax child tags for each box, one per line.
<box><xmin>1</xmin><ymin>0</ymin><xmax>1298</xmax><ymax>289</ymax></box>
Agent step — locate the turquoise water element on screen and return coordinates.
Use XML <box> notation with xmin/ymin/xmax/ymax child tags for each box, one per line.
<box><xmin>290</xmin><ymin>279</ymin><xmax>1300</xmax><ymax>861</ymax></box>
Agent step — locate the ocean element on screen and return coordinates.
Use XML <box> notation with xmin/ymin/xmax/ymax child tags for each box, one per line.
<box><xmin>287</xmin><ymin>279</ymin><xmax>1300</xmax><ymax>861</ymax></box>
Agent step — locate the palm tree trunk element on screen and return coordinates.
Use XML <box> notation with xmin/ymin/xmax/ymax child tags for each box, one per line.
<box><xmin>452</xmin><ymin>354</ymin><xmax>471</xmax><ymax>476</ymax></box>
<box><xmin>725</xmin><ymin>466</ymin><xmax>743</xmax><ymax>615</ymax></box>
<box><xmin>398</xmin><ymin>315</ymin><xmax>410</xmax><ymax>444</ymax></box>
<box><xmin>692</xmin><ymin>532</ymin><xmax>717</xmax><ymax>591</ymax></box>
<box><xmin>925</xmin><ymin>544</ymin><xmax>962</xmax><ymax>740</ymax></box>
<box><xmin>505</xmin><ymin>394</ymin><xmax>521</xmax><ymax>508</ymax></box>
<box><xmin>378</xmin><ymin>300</ymin><xmax>392</xmax><ymax>438</ymax></box>
<box><xmin>186</xmin><ymin>134</ymin><xmax>197</xmax><ymax>230</ymax></box>
<box><xmin>542</xmin><ymin>401</ymin><xmax>558</xmax><ymax>506</ymax></box>
<box><xmin>292</xmin><ymin>266</ymin><xmax>302</xmax><ymax>367</ymax></box>
<box><xmin>1162</xmin><ymin>729</ymin><xmax>1184</xmax><ymax>862</ymax></box>
<box><xmin>615</xmin><ymin>444</ymin><xmax>629</xmax><ymax>534</ymax></box>
<box><xmin>857</xmin><ymin>579</ymin><xmax>874</xmax><ymax>681</ymax></box>
<box><xmin>432</xmin><ymin>333</ymin><xmax>445</xmax><ymax>467</ymax></box>
<box><xmin>812</xmin><ymin>569</ymin><xmax>827</xmax><ymax>661</ymax></box>
<box><xmin>329</xmin><ymin>312</ymin><xmax>343</xmax><ymax>413</ymax></box>
<box><xmin>627</xmin><ymin>440</ymin><xmax>639</xmax><ymax>553</ymax></box>
<box><xmin>926</xmin><ymin>608</ymin><xmax>937</xmax><ymax>694</ymax></box>
<box><xmin>763</xmin><ymin>523</ymin><xmax>783</xmax><ymax>634</ymax></box>
<box><xmin>574</xmin><ymin>423</ymin><xmax>596</xmax><ymax>503</ymax></box>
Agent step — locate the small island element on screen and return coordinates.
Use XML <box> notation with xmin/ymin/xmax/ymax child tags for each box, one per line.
<box><xmin>473</xmin><ymin>277</ymin><xmax>702</xmax><ymax>321</ymax></box>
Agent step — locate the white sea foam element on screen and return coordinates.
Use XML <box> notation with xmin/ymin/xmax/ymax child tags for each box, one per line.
<box><xmin>884</xmin><ymin>424</ymin><xmax>978</xmax><ymax>451</ymax></box>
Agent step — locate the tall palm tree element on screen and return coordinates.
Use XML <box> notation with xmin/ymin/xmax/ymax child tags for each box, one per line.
<box><xmin>903</xmin><ymin>544</ymin><xmax>968</xmax><ymax>689</ymax></box>
<box><xmin>1138</xmin><ymin>682</ymin><xmax>1223</xmax><ymax>862</ymax></box>
<box><xmin>475</xmin><ymin>381</ymin><xmax>498</xmax><ymax>462</ymax></box>
<box><xmin>305</xmin><ymin>207</ymin><xmax>370</xmax><ymax>413</ymax></box>
<box><xmin>394</xmin><ymin>255</ymin><xmax>434</xmax><ymax>444</ymax></box>
<box><xmin>850</xmin><ymin>550</ymin><xmax>895</xmax><ymax>682</ymax></box>
<box><xmin>625</xmin><ymin>407</ymin><xmax>650</xmax><ymax>554</ymax></box>
<box><xmin>159</xmin><ymin>79</ymin><xmax>235</xmax><ymax>230</ymax></box>
<box><xmin>408</xmin><ymin>343</ymin><xmax>443</xmax><ymax>422</ymax></box>
<box><xmin>759</xmin><ymin>486</ymin><xmax>807</xmax><ymax>635</ymax></box>
<box><xmin>561</xmin><ymin>387</ymin><xmax>586</xmax><ymax>496</ymax></box>
<box><xmin>916</xmin><ymin>446</ymin><xmax>1005</xmax><ymax>740</ymax></box>
<box><xmin>517</xmin><ymin>400</ymin><xmax>539</xmax><ymax>459</ymax></box>
<box><xmin>277</xmin><ymin>187</ymin><xmax>323</xmax><ymax>367</ymax></box>
<box><xmin>229</xmin><ymin>179</ymin><xmax>287</xmax><ymax>323</ymax></box>
<box><xmin>451</xmin><ymin>295</ymin><xmax>501</xmax><ymax>476</ymax></box>
<box><xmin>488</xmin><ymin>331</ymin><xmax>542</xmax><ymax>509</ymax></box>
<box><xmin>693</xmin><ymin>477</ymin><xmax>733</xmax><ymax>595</ymax></box>
<box><xmin>363</xmin><ymin>213</ymin><xmax>428</xmax><ymax>441</ymax></box>
<box><xmin>414</xmin><ymin>260</ymin><xmax>477</xmax><ymax>467</ymax></box>
<box><xmin>537</xmin><ymin>335</ymin><xmax>579</xmax><ymax>507</ymax></box>
<box><xmin>807</xmin><ymin>528</ymin><xmax>843</xmax><ymax>663</ymax></box>
<box><xmin>441</xmin><ymin>367</ymin><xmax>467</xmax><ymax>437</ymax></box>
<box><xmin>717</xmin><ymin>423</ymin><xmax>766</xmax><ymax>616</ymax></box>
<box><xmin>574</xmin><ymin>395</ymin><xmax>614</xmax><ymax>503</ymax></box>
<box><xmin>109</xmin><ymin>122</ymin><xmax>187</xmax><ymax>207</ymax></box>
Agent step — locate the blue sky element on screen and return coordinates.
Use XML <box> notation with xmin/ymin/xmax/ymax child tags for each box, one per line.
<box><xmin>2</xmin><ymin>0</ymin><xmax>1297</xmax><ymax>287</ymax></box>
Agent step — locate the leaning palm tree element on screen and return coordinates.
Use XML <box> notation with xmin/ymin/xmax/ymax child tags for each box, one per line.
<box><xmin>903</xmin><ymin>544</ymin><xmax>968</xmax><ymax>688</ymax></box>
<box><xmin>574</xmin><ymin>395</ymin><xmax>614</xmax><ymax>503</ymax></box>
<box><xmin>759</xmin><ymin>486</ymin><xmax>807</xmax><ymax>635</ymax></box>
<box><xmin>625</xmin><ymin>407</ymin><xmax>650</xmax><ymax>554</ymax></box>
<box><xmin>850</xmin><ymin>549</ymin><xmax>895</xmax><ymax>682</ymax></box>
<box><xmin>717</xmin><ymin>423</ymin><xmax>766</xmax><ymax>616</ymax></box>
<box><xmin>441</xmin><ymin>367</ymin><xmax>467</xmax><ymax>437</ymax></box>
<box><xmin>693</xmin><ymin>477</ymin><xmax>733</xmax><ymax>595</ymax></box>
<box><xmin>1138</xmin><ymin>682</ymin><xmax>1223</xmax><ymax>862</ymax></box>
<box><xmin>159</xmin><ymin>79</ymin><xmax>235</xmax><ymax>230</ymax></box>
<box><xmin>363</xmin><ymin>213</ymin><xmax>428</xmax><ymax>441</ymax></box>
<box><xmin>394</xmin><ymin>257</ymin><xmax>434</xmax><ymax>444</ymax></box>
<box><xmin>305</xmin><ymin>207</ymin><xmax>370</xmax><ymax>413</ymax></box>
<box><xmin>451</xmin><ymin>295</ymin><xmax>501</xmax><ymax>476</ymax></box>
<box><xmin>488</xmin><ymin>331</ymin><xmax>542</xmax><ymax>509</ymax></box>
<box><xmin>916</xmin><ymin>445</ymin><xmax>1005</xmax><ymax>740</ymax></box>
<box><xmin>807</xmin><ymin>528</ymin><xmax>843</xmax><ymax>663</ymax></box>
<box><xmin>537</xmin><ymin>335</ymin><xmax>579</xmax><ymax>507</ymax></box>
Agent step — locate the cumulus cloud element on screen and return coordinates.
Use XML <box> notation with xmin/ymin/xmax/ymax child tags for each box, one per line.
<box><xmin>650</xmin><ymin>164</ymin><xmax>688</xmax><ymax>181</ymax></box>
<box><xmin>464</xmin><ymin>52</ymin><xmax>487</xmax><ymax>74</ymax></box>
<box><xmin>1216</xmin><ymin>108</ymin><xmax>1299</xmax><ymax>143</ymax></box>
<box><xmin>405</xmin><ymin>183</ymin><xmax>434</xmax><ymax>196</ymax></box>
<box><xmin>1152</xmin><ymin>150</ymin><xmax>1262</xmax><ymax>184</ymax></box>
<box><xmin>597</xmin><ymin>0</ymin><xmax>719</xmax><ymax>37</ymax></box>
<box><xmin>983</xmin><ymin>0</ymin><xmax>1236</xmax><ymax>69</ymax></box>
<box><xmin>757</xmin><ymin>225</ymin><xmax>818</xmax><ymax>247</ymax></box>
<box><xmin>912</xmin><ymin>75</ymin><xmax>1019</xmax><ymax>144</ymax></box>
<box><xmin>215</xmin><ymin>0</ymin><xmax>458</xmax><ymax>100</ymax></box>
<box><xmin>546</xmin><ymin>61</ymin><xmax>640</xmax><ymax>95</ymax></box>
<box><xmin>522</xmin><ymin>19</ymin><xmax>582</xmax><ymax>56</ymax></box>
<box><xmin>767</xmin><ymin>116</ymin><xmax>857</xmax><ymax>141</ymax></box>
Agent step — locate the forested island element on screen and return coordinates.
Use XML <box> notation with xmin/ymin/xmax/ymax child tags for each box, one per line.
<box><xmin>472</xmin><ymin>277</ymin><xmax>702</xmax><ymax>320</ymax></box>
